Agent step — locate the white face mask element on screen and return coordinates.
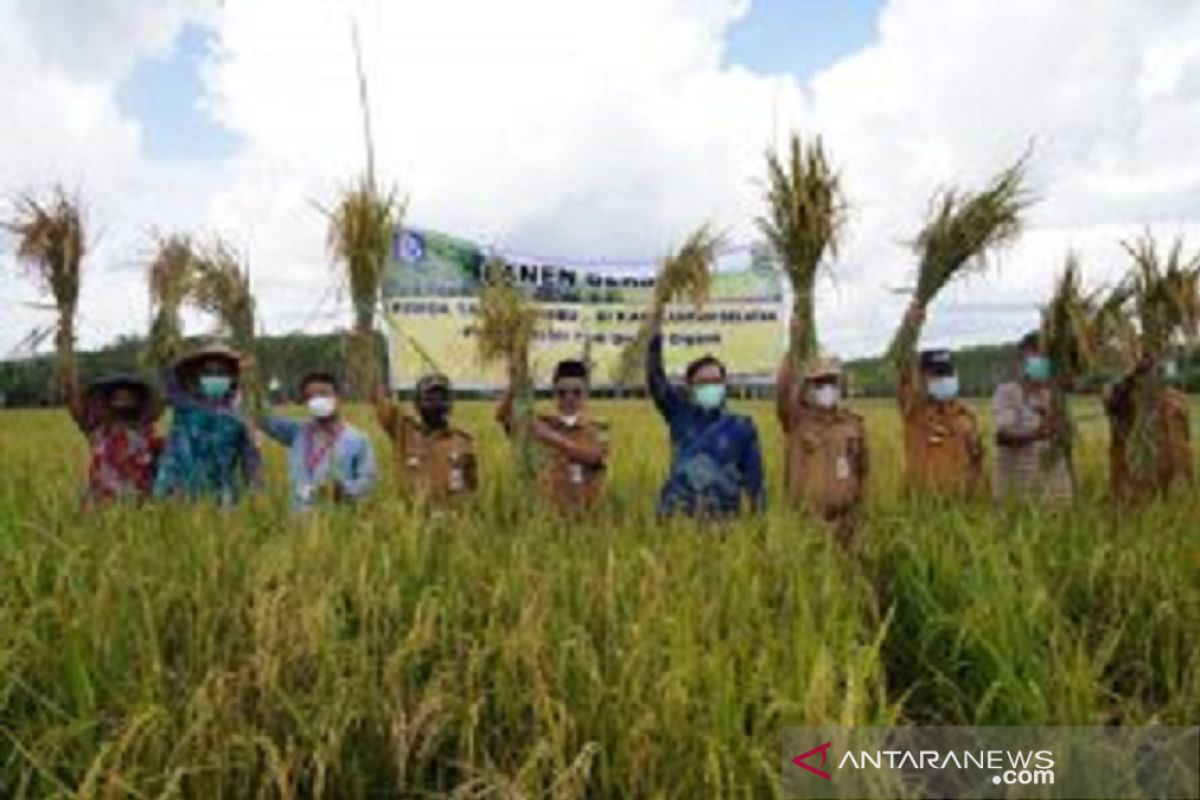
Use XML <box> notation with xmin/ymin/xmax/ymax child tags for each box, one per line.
<box><xmin>560</xmin><ymin>414</ymin><xmax>580</xmax><ymax>427</ymax></box>
<box><xmin>810</xmin><ymin>385</ymin><xmax>840</xmax><ymax>409</ymax></box>
<box><xmin>927</xmin><ymin>375</ymin><xmax>959</xmax><ymax>402</ymax></box>
<box><xmin>307</xmin><ymin>396</ymin><xmax>337</xmax><ymax>419</ymax></box>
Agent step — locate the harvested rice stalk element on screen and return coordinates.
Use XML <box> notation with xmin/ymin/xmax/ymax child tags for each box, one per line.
<box><xmin>889</xmin><ymin>156</ymin><xmax>1030</xmax><ymax>370</ymax></box>
<box><xmin>193</xmin><ymin>238</ymin><xmax>259</xmax><ymax>409</ymax></box>
<box><xmin>477</xmin><ymin>259</ymin><xmax>540</xmax><ymax>478</ymax></box>
<box><xmin>144</xmin><ymin>233</ymin><xmax>197</xmax><ymax>370</ymax></box>
<box><xmin>4</xmin><ymin>187</ymin><xmax>85</xmax><ymax>396</ymax></box>
<box><xmin>757</xmin><ymin>134</ymin><xmax>846</xmax><ymax>364</ymax></box>
<box><xmin>326</xmin><ymin>176</ymin><xmax>401</xmax><ymax>399</ymax></box>
<box><xmin>1119</xmin><ymin>235</ymin><xmax>1200</xmax><ymax>483</ymax></box>
<box><xmin>613</xmin><ymin>225</ymin><xmax>722</xmax><ymax>386</ymax></box>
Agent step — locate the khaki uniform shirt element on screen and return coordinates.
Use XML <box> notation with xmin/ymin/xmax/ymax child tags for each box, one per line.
<box><xmin>532</xmin><ymin>414</ymin><xmax>608</xmax><ymax>514</ymax></box>
<box><xmin>376</xmin><ymin>401</ymin><xmax>477</xmax><ymax>503</ymax></box>
<box><xmin>779</xmin><ymin>399</ymin><xmax>868</xmax><ymax>519</ymax></box>
<box><xmin>992</xmin><ymin>381</ymin><xmax>1074</xmax><ymax>507</ymax></box>
<box><xmin>899</xmin><ymin>380</ymin><xmax>984</xmax><ymax>497</ymax></box>
<box><xmin>1107</xmin><ymin>382</ymin><xmax>1193</xmax><ymax>500</ymax></box>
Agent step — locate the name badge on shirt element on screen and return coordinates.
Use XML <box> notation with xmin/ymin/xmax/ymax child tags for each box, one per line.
<box><xmin>836</xmin><ymin>454</ymin><xmax>851</xmax><ymax>481</ymax></box>
<box><xmin>569</xmin><ymin>463</ymin><xmax>584</xmax><ymax>484</ymax></box>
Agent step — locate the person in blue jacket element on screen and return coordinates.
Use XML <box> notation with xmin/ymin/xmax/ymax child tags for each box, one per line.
<box><xmin>258</xmin><ymin>371</ymin><xmax>377</xmax><ymax>511</ymax></box>
<box><xmin>645</xmin><ymin>306</ymin><xmax>765</xmax><ymax>518</ymax></box>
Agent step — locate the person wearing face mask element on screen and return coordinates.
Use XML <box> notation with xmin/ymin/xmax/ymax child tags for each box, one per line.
<box><xmin>892</xmin><ymin>303</ymin><xmax>985</xmax><ymax>498</ymax></box>
<box><xmin>1103</xmin><ymin>355</ymin><xmax>1193</xmax><ymax>503</ymax></box>
<box><xmin>375</xmin><ymin>372</ymin><xmax>478</xmax><ymax>504</ymax></box>
<box><xmin>153</xmin><ymin>342</ymin><xmax>262</xmax><ymax>505</ymax></box>
<box><xmin>258</xmin><ymin>372</ymin><xmax>377</xmax><ymax>510</ymax></box>
<box><xmin>776</xmin><ymin>326</ymin><xmax>869</xmax><ymax>544</ymax></box>
<box><xmin>991</xmin><ymin>332</ymin><xmax>1074</xmax><ymax>507</ymax></box>
<box><xmin>65</xmin><ymin>372</ymin><xmax>165</xmax><ymax>508</ymax></box>
<box><xmin>496</xmin><ymin>359</ymin><xmax>609</xmax><ymax>514</ymax></box>
<box><xmin>645</xmin><ymin>306</ymin><xmax>765</xmax><ymax>518</ymax></box>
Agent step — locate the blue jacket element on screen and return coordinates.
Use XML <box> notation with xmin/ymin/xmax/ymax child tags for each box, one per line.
<box><xmin>647</xmin><ymin>334</ymin><xmax>765</xmax><ymax>517</ymax></box>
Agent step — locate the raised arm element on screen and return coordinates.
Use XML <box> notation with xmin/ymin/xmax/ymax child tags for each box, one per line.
<box><xmin>63</xmin><ymin>369</ymin><xmax>92</xmax><ymax>433</ymax></box>
<box><xmin>374</xmin><ymin>387</ymin><xmax>400</xmax><ymax>439</ymax></box>
<box><xmin>890</xmin><ymin>302</ymin><xmax>926</xmax><ymax>413</ymax></box>
<box><xmin>776</xmin><ymin>313</ymin><xmax>807</xmax><ymax>430</ymax></box>
<box><xmin>646</xmin><ymin>309</ymin><xmax>685</xmax><ymax>419</ymax></box>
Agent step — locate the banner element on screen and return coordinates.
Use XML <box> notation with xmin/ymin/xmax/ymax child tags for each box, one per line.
<box><xmin>382</xmin><ymin>228</ymin><xmax>787</xmax><ymax>390</ymax></box>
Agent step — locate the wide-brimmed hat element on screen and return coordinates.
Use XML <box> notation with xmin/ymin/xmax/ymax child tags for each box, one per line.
<box><xmin>803</xmin><ymin>356</ymin><xmax>843</xmax><ymax>381</ymax></box>
<box><xmin>173</xmin><ymin>341</ymin><xmax>241</xmax><ymax>375</ymax></box>
<box><xmin>83</xmin><ymin>373</ymin><xmax>162</xmax><ymax>421</ymax></box>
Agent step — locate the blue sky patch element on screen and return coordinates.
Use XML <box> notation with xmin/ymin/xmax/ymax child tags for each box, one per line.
<box><xmin>726</xmin><ymin>0</ymin><xmax>884</xmax><ymax>77</ymax></box>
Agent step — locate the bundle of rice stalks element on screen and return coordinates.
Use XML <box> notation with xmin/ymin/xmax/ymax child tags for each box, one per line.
<box><xmin>193</xmin><ymin>238</ymin><xmax>259</xmax><ymax>408</ymax></box>
<box><xmin>144</xmin><ymin>233</ymin><xmax>197</xmax><ymax>370</ymax></box>
<box><xmin>325</xmin><ymin>176</ymin><xmax>401</xmax><ymax>399</ymax></box>
<box><xmin>1038</xmin><ymin>253</ymin><xmax>1127</xmax><ymax>466</ymax></box>
<box><xmin>612</xmin><ymin>225</ymin><xmax>722</xmax><ymax>386</ymax></box>
<box><xmin>757</xmin><ymin>134</ymin><xmax>846</xmax><ymax>363</ymax></box>
<box><xmin>476</xmin><ymin>259</ymin><xmax>540</xmax><ymax>478</ymax></box>
<box><xmin>476</xmin><ymin>260</ymin><xmax>539</xmax><ymax>389</ymax></box>
<box><xmin>1118</xmin><ymin>235</ymin><xmax>1200</xmax><ymax>482</ymax></box>
<box><xmin>4</xmin><ymin>188</ymin><xmax>85</xmax><ymax>393</ymax></box>
<box><xmin>889</xmin><ymin>157</ymin><xmax>1030</xmax><ymax>365</ymax></box>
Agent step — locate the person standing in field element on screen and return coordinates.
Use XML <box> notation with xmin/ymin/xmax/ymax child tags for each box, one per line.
<box><xmin>1103</xmin><ymin>357</ymin><xmax>1193</xmax><ymax>503</ymax></box>
<box><xmin>646</xmin><ymin>307</ymin><xmax>765</xmax><ymax>518</ymax></box>
<box><xmin>153</xmin><ymin>342</ymin><xmax>262</xmax><ymax>505</ymax></box>
<box><xmin>258</xmin><ymin>372</ymin><xmax>377</xmax><ymax>511</ymax></box>
<box><xmin>496</xmin><ymin>358</ymin><xmax>609</xmax><ymax>515</ymax></box>
<box><xmin>65</xmin><ymin>372</ymin><xmax>164</xmax><ymax>508</ymax></box>
<box><xmin>992</xmin><ymin>332</ymin><xmax>1074</xmax><ymax>507</ymax></box>
<box><xmin>775</xmin><ymin>318</ymin><xmax>869</xmax><ymax>543</ymax></box>
<box><xmin>893</xmin><ymin>303</ymin><xmax>985</xmax><ymax>498</ymax></box>
<box><xmin>375</xmin><ymin>373</ymin><xmax>478</xmax><ymax>504</ymax></box>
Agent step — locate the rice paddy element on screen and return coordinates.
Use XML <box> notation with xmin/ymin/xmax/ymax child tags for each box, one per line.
<box><xmin>1</xmin><ymin>396</ymin><xmax>1196</xmax><ymax>798</ymax></box>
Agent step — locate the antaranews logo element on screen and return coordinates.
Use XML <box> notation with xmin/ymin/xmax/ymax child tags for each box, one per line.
<box><xmin>792</xmin><ymin>741</ymin><xmax>833</xmax><ymax>781</ymax></box>
<box><xmin>783</xmin><ymin>726</ymin><xmax>1200</xmax><ymax>800</ymax></box>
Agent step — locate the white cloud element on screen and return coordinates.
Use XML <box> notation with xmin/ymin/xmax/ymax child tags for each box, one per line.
<box><xmin>3</xmin><ymin>0</ymin><xmax>1200</xmax><ymax>361</ymax></box>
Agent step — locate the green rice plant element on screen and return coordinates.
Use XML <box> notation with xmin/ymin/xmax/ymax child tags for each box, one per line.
<box><xmin>143</xmin><ymin>233</ymin><xmax>197</xmax><ymax>371</ymax></box>
<box><xmin>613</xmin><ymin>225</ymin><xmax>722</xmax><ymax>385</ymax></box>
<box><xmin>4</xmin><ymin>187</ymin><xmax>85</xmax><ymax>395</ymax></box>
<box><xmin>757</xmin><ymin>134</ymin><xmax>847</xmax><ymax>365</ymax></box>
<box><xmin>0</xmin><ymin>397</ymin><xmax>1197</xmax><ymax>797</ymax></box>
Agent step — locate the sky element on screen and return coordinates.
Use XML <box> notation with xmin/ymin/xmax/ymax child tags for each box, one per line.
<box><xmin>2</xmin><ymin>0</ymin><xmax>1199</xmax><ymax>360</ymax></box>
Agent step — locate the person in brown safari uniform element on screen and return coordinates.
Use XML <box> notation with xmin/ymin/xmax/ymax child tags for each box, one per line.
<box><xmin>496</xmin><ymin>358</ymin><xmax>609</xmax><ymax>514</ymax></box>
<box><xmin>893</xmin><ymin>303</ymin><xmax>985</xmax><ymax>498</ymax></box>
<box><xmin>1104</xmin><ymin>357</ymin><xmax>1193</xmax><ymax>503</ymax></box>
<box><xmin>776</xmin><ymin>322</ymin><xmax>869</xmax><ymax>543</ymax></box>
<box><xmin>375</xmin><ymin>373</ymin><xmax>477</xmax><ymax>503</ymax></box>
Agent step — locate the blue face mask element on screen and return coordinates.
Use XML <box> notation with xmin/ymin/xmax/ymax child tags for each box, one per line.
<box><xmin>693</xmin><ymin>383</ymin><xmax>726</xmax><ymax>410</ymax></box>
<box><xmin>1023</xmin><ymin>356</ymin><xmax>1052</xmax><ymax>382</ymax></box>
<box><xmin>927</xmin><ymin>375</ymin><xmax>959</xmax><ymax>402</ymax></box>
<box><xmin>199</xmin><ymin>375</ymin><xmax>232</xmax><ymax>399</ymax></box>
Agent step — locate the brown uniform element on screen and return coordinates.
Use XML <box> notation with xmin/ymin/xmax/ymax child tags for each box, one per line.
<box><xmin>376</xmin><ymin>401</ymin><xmax>477</xmax><ymax>503</ymax></box>
<box><xmin>1106</xmin><ymin>376</ymin><xmax>1193</xmax><ymax>501</ymax></box>
<box><xmin>778</xmin><ymin>392</ymin><xmax>869</xmax><ymax>539</ymax></box>
<box><xmin>531</xmin><ymin>413</ymin><xmax>609</xmax><ymax>514</ymax></box>
<box><xmin>898</xmin><ymin>377</ymin><xmax>984</xmax><ymax>497</ymax></box>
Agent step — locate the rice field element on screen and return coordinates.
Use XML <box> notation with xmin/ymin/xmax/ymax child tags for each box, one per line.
<box><xmin>0</xmin><ymin>397</ymin><xmax>1197</xmax><ymax>798</ymax></box>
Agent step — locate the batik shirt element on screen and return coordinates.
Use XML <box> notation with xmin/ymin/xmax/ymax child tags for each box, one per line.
<box><xmin>83</xmin><ymin>424</ymin><xmax>163</xmax><ymax>506</ymax></box>
<box><xmin>646</xmin><ymin>334</ymin><xmax>765</xmax><ymax>517</ymax></box>
<box><xmin>259</xmin><ymin>415</ymin><xmax>378</xmax><ymax>510</ymax></box>
<box><xmin>153</xmin><ymin>377</ymin><xmax>261</xmax><ymax>505</ymax></box>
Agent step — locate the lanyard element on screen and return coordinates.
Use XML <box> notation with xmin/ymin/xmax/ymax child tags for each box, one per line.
<box><xmin>303</xmin><ymin>422</ymin><xmax>343</xmax><ymax>479</ymax></box>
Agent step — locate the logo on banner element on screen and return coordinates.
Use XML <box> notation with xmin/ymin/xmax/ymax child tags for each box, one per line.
<box><xmin>396</xmin><ymin>231</ymin><xmax>427</xmax><ymax>265</ymax></box>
